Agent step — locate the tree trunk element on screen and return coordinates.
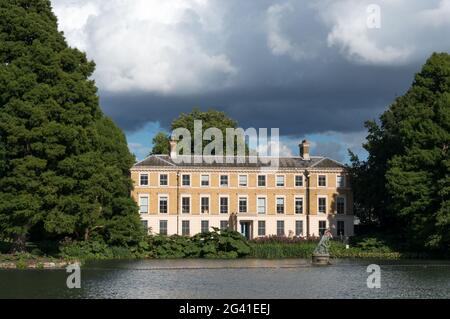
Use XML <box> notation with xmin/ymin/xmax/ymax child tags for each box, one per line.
<box><xmin>84</xmin><ymin>229</ymin><xmax>89</xmax><ymax>241</ymax></box>
<box><xmin>11</xmin><ymin>233</ymin><xmax>27</xmax><ymax>253</ymax></box>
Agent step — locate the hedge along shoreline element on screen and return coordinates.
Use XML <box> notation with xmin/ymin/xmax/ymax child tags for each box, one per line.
<box><xmin>2</xmin><ymin>231</ymin><xmax>446</xmax><ymax>268</ymax></box>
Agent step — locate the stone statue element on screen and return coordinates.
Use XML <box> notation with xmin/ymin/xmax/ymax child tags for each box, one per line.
<box><xmin>228</xmin><ymin>213</ymin><xmax>238</xmax><ymax>231</ymax></box>
<box><xmin>313</xmin><ymin>229</ymin><xmax>333</xmax><ymax>255</ymax></box>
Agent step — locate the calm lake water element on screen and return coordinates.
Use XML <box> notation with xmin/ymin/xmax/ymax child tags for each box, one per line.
<box><xmin>0</xmin><ymin>259</ymin><xmax>449</xmax><ymax>299</ymax></box>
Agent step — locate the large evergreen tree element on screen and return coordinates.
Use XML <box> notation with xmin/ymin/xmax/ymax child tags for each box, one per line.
<box><xmin>350</xmin><ymin>53</ymin><xmax>450</xmax><ymax>251</ymax></box>
<box><xmin>0</xmin><ymin>0</ymin><xmax>144</xmax><ymax>250</ymax></box>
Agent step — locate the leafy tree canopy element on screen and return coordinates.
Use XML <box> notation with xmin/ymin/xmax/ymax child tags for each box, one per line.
<box><xmin>149</xmin><ymin>132</ymin><xmax>170</xmax><ymax>155</ymax></box>
<box><xmin>150</xmin><ymin>108</ymin><xmax>246</xmax><ymax>155</ymax></box>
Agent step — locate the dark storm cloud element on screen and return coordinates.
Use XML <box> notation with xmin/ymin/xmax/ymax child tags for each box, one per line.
<box><xmin>101</xmin><ymin>60</ymin><xmax>418</xmax><ymax>136</ymax></box>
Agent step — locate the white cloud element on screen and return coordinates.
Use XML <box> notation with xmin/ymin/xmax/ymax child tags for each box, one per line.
<box><xmin>275</xmin><ymin>131</ymin><xmax>368</xmax><ymax>163</ymax></box>
<box><xmin>51</xmin><ymin>0</ymin><xmax>237</xmax><ymax>94</ymax></box>
<box><xmin>309</xmin><ymin>131</ymin><xmax>368</xmax><ymax>162</ymax></box>
<box><xmin>256</xmin><ymin>140</ymin><xmax>293</xmax><ymax>157</ymax></box>
<box><xmin>418</xmin><ymin>0</ymin><xmax>450</xmax><ymax>27</ymax></box>
<box><xmin>266</xmin><ymin>3</ymin><xmax>307</xmax><ymax>61</ymax></box>
<box><xmin>315</xmin><ymin>0</ymin><xmax>413</xmax><ymax>65</ymax></box>
<box><xmin>264</xmin><ymin>0</ymin><xmax>450</xmax><ymax>66</ymax></box>
<box><xmin>52</xmin><ymin>0</ymin><xmax>98</xmax><ymax>51</ymax></box>
<box><xmin>312</xmin><ymin>0</ymin><xmax>450</xmax><ymax>65</ymax></box>
<box><xmin>51</xmin><ymin>0</ymin><xmax>450</xmax><ymax>94</ymax></box>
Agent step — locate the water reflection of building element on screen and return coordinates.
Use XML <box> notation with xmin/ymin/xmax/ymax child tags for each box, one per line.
<box><xmin>131</xmin><ymin>140</ymin><xmax>354</xmax><ymax>239</ymax></box>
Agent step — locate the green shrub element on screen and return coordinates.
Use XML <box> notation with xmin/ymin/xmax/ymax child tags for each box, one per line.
<box><xmin>59</xmin><ymin>240</ymin><xmax>113</xmax><ymax>260</ymax></box>
<box><xmin>109</xmin><ymin>246</ymin><xmax>135</xmax><ymax>259</ymax></box>
<box><xmin>147</xmin><ymin>228</ymin><xmax>251</xmax><ymax>259</ymax></box>
<box><xmin>59</xmin><ymin>239</ymin><xmax>149</xmax><ymax>260</ymax></box>
<box><xmin>354</xmin><ymin>237</ymin><xmax>392</xmax><ymax>252</ymax></box>
<box><xmin>16</xmin><ymin>259</ymin><xmax>27</xmax><ymax>269</ymax></box>
<box><xmin>30</xmin><ymin>248</ymin><xmax>44</xmax><ymax>256</ymax></box>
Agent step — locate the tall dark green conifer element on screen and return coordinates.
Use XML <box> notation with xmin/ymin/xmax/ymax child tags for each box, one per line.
<box><xmin>385</xmin><ymin>53</ymin><xmax>450</xmax><ymax>250</ymax></box>
<box><xmin>0</xmin><ymin>0</ymin><xmax>144</xmax><ymax>250</ymax></box>
<box><xmin>350</xmin><ymin>53</ymin><xmax>450</xmax><ymax>250</ymax></box>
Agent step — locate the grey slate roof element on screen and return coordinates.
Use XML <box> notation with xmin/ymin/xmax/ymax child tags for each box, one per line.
<box><xmin>133</xmin><ymin>155</ymin><xmax>345</xmax><ymax>169</ymax></box>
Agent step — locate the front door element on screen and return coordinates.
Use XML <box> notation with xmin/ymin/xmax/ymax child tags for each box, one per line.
<box><xmin>240</xmin><ymin>222</ymin><xmax>252</xmax><ymax>240</ymax></box>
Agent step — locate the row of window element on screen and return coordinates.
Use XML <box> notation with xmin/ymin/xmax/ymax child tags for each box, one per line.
<box><xmin>139</xmin><ymin>173</ymin><xmax>346</xmax><ymax>188</ymax></box>
<box><xmin>141</xmin><ymin>220</ymin><xmax>346</xmax><ymax>237</ymax></box>
<box><xmin>139</xmin><ymin>195</ymin><xmax>346</xmax><ymax>215</ymax></box>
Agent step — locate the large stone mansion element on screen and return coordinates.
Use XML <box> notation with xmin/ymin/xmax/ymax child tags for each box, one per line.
<box><xmin>130</xmin><ymin>140</ymin><xmax>354</xmax><ymax>239</ymax></box>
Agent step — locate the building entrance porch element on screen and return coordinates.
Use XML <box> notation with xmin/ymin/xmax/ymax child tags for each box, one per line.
<box><xmin>240</xmin><ymin>221</ymin><xmax>253</xmax><ymax>240</ymax></box>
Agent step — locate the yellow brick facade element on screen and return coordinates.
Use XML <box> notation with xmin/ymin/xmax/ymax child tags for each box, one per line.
<box><xmin>131</xmin><ymin>165</ymin><xmax>354</xmax><ymax>239</ymax></box>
